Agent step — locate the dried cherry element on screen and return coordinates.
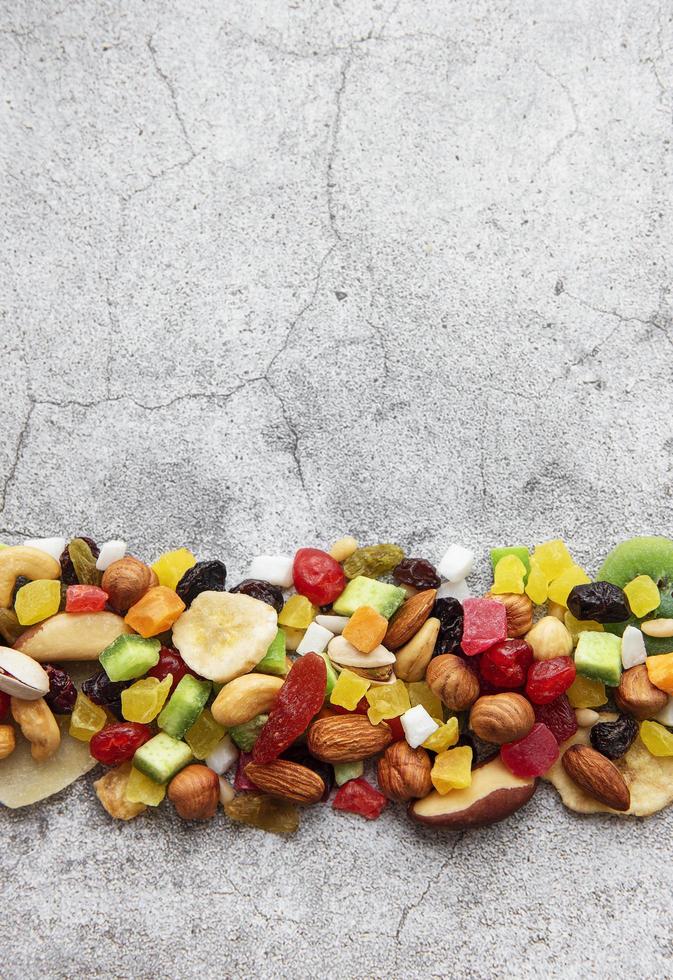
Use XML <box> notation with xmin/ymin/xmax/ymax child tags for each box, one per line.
<box><xmin>434</xmin><ymin>596</ymin><xmax>464</xmax><ymax>655</ymax></box>
<box><xmin>567</xmin><ymin>582</ymin><xmax>631</xmax><ymax>623</ymax></box>
<box><xmin>44</xmin><ymin>664</ymin><xmax>77</xmax><ymax>714</ymax></box>
<box><xmin>590</xmin><ymin>713</ymin><xmax>638</xmax><ymax>759</ymax></box>
<box><xmin>230</xmin><ymin>579</ymin><xmax>284</xmax><ymax>614</ymax></box>
<box><xmin>525</xmin><ymin>657</ymin><xmax>576</xmax><ymax>705</ymax></box>
<box><xmin>393</xmin><ymin>558</ymin><xmax>441</xmax><ymax>590</ymax></box>
<box><xmin>534</xmin><ymin>694</ymin><xmax>578</xmax><ymax>744</ymax></box>
<box><xmin>147</xmin><ymin>646</ymin><xmax>195</xmax><ymax>692</ymax></box>
<box><xmin>0</xmin><ymin>690</ymin><xmax>10</xmax><ymax>721</ymax></box>
<box><xmin>176</xmin><ymin>560</ymin><xmax>227</xmax><ymax>606</ymax></box>
<box><xmin>252</xmin><ymin>653</ymin><xmax>327</xmax><ymax>763</ymax></box>
<box><xmin>480</xmin><ymin>639</ymin><xmax>533</xmax><ymax>689</ymax></box>
<box><xmin>293</xmin><ymin>548</ymin><xmax>345</xmax><ymax>605</ymax></box>
<box><xmin>89</xmin><ymin>722</ymin><xmax>152</xmax><ymax>765</ymax></box>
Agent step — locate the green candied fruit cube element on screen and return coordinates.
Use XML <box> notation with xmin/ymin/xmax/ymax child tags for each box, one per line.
<box><xmin>574</xmin><ymin>631</ymin><xmax>622</xmax><ymax>687</ymax></box>
<box><xmin>490</xmin><ymin>546</ymin><xmax>531</xmax><ymax>577</ymax></box>
<box><xmin>255</xmin><ymin>630</ymin><xmax>287</xmax><ymax>677</ymax></box>
<box><xmin>319</xmin><ymin>651</ymin><xmax>338</xmax><ymax>697</ymax></box>
<box><xmin>229</xmin><ymin>713</ymin><xmax>269</xmax><ymax>752</ymax></box>
<box><xmin>332</xmin><ymin>576</ymin><xmax>406</xmax><ymax>619</ymax></box>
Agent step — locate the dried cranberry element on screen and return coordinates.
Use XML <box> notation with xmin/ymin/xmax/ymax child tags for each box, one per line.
<box><xmin>434</xmin><ymin>597</ymin><xmax>464</xmax><ymax>655</ymax></box>
<box><xmin>0</xmin><ymin>690</ymin><xmax>10</xmax><ymax>721</ymax></box>
<box><xmin>281</xmin><ymin>745</ymin><xmax>334</xmax><ymax>801</ymax></box>
<box><xmin>65</xmin><ymin>584</ymin><xmax>108</xmax><ymax>613</ymax></box>
<box><xmin>386</xmin><ymin>716</ymin><xmax>405</xmax><ymax>742</ymax></box>
<box><xmin>253</xmin><ymin>654</ymin><xmax>327</xmax><ymax>763</ymax></box>
<box><xmin>89</xmin><ymin>722</ymin><xmax>152</xmax><ymax>765</ymax></box>
<box><xmin>534</xmin><ymin>694</ymin><xmax>578</xmax><ymax>744</ymax></box>
<box><xmin>59</xmin><ymin>536</ymin><xmax>99</xmax><ymax>585</ymax></box>
<box><xmin>590</xmin><ymin>714</ymin><xmax>638</xmax><ymax>759</ymax></box>
<box><xmin>500</xmin><ymin>722</ymin><xmax>559</xmax><ymax>778</ymax></box>
<box><xmin>81</xmin><ymin>669</ymin><xmax>129</xmax><ymax>720</ymax></box>
<box><xmin>393</xmin><ymin>557</ymin><xmax>441</xmax><ymax>590</ymax></box>
<box><xmin>333</xmin><ymin>777</ymin><xmax>387</xmax><ymax>819</ymax></box>
<box><xmin>176</xmin><ymin>560</ymin><xmax>227</xmax><ymax>606</ymax></box>
<box><xmin>331</xmin><ymin>696</ymin><xmax>369</xmax><ymax>716</ymax></box>
<box><xmin>233</xmin><ymin>752</ymin><xmax>256</xmax><ymax>791</ymax></box>
<box><xmin>147</xmin><ymin>646</ymin><xmax>195</xmax><ymax>692</ymax></box>
<box><xmin>230</xmin><ymin>579</ymin><xmax>284</xmax><ymax>614</ymax></box>
<box><xmin>480</xmin><ymin>639</ymin><xmax>533</xmax><ymax>689</ymax></box>
<box><xmin>293</xmin><ymin>548</ymin><xmax>345</xmax><ymax>606</ymax></box>
<box><xmin>525</xmin><ymin>657</ymin><xmax>576</xmax><ymax>705</ymax></box>
<box><xmin>44</xmin><ymin>665</ymin><xmax>77</xmax><ymax>714</ymax></box>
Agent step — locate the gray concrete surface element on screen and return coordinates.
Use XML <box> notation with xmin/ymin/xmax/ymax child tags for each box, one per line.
<box><xmin>1</xmin><ymin>0</ymin><xmax>672</xmax><ymax>976</ymax></box>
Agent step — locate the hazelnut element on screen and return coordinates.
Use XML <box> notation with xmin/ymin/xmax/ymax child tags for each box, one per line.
<box><xmin>615</xmin><ymin>664</ymin><xmax>668</xmax><ymax>720</ymax></box>
<box><xmin>487</xmin><ymin>592</ymin><xmax>533</xmax><ymax>638</ymax></box>
<box><xmin>102</xmin><ymin>556</ymin><xmax>158</xmax><ymax>613</ymax></box>
<box><xmin>469</xmin><ymin>693</ymin><xmax>535</xmax><ymax>744</ymax></box>
<box><xmin>168</xmin><ymin>764</ymin><xmax>219</xmax><ymax>820</ymax></box>
<box><xmin>377</xmin><ymin>741</ymin><xmax>432</xmax><ymax>802</ymax></box>
<box><xmin>426</xmin><ymin>654</ymin><xmax>480</xmax><ymax>711</ymax></box>
<box><xmin>525</xmin><ymin>616</ymin><xmax>573</xmax><ymax>661</ymax></box>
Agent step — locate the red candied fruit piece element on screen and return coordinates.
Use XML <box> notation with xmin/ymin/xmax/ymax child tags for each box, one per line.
<box><xmin>292</xmin><ymin>548</ymin><xmax>346</xmax><ymax>606</ymax></box>
<box><xmin>89</xmin><ymin>722</ymin><xmax>152</xmax><ymax>766</ymax></box>
<box><xmin>525</xmin><ymin>656</ymin><xmax>576</xmax><ymax>705</ymax></box>
<box><xmin>480</xmin><ymin>639</ymin><xmax>534</xmax><ymax>689</ymax></box>
<box><xmin>331</xmin><ymin>696</ymin><xmax>370</xmax><ymax>716</ymax></box>
<box><xmin>534</xmin><ymin>694</ymin><xmax>578</xmax><ymax>744</ymax></box>
<box><xmin>461</xmin><ymin>598</ymin><xmax>507</xmax><ymax>656</ymax></box>
<box><xmin>500</xmin><ymin>722</ymin><xmax>559</xmax><ymax>778</ymax></box>
<box><xmin>233</xmin><ymin>752</ymin><xmax>256</xmax><ymax>791</ymax></box>
<box><xmin>252</xmin><ymin>653</ymin><xmax>327</xmax><ymax>763</ymax></box>
<box><xmin>65</xmin><ymin>584</ymin><xmax>108</xmax><ymax>613</ymax></box>
<box><xmin>385</xmin><ymin>715</ymin><xmax>405</xmax><ymax>742</ymax></box>
<box><xmin>0</xmin><ymin>690</ymin><xmax>10</xmax><ymax>721</ymax></box>
<box><xmin>333</xmin><ymin>777</ymin><xmax>387</xmax><ymax>820</ymax></box>
<box><xmin>147</xmin><ymin>646</ymin><xmax>195</xmax><ymax>692</ymax></box>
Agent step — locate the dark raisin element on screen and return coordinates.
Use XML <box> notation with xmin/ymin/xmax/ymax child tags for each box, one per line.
<box><xmin>460</xmin><ymin>731</ymin><xmax>499</xmax><ymax>765</ymax></box>
<box><xmin>11</xmin><ymin>576</ymin><xmax>29</xmax><ymax>605</ymax></box>
<box><xmin>59</xmin><ymin>536</ymin><xmax>100</xmax><ymax>585</ymax></box>
<box><xmin>281</xmin><ymin>744</ymin><xmax>334</xmax><ymax>801</ymax></box>
<box><xmin>393</xmin><ymin>557</ymin><xmax>441</xmax><ymax>590</ymax></box>
<box><xmin>43</xmin><ymin>665</ymin><xmax>77</xmax><ymax>714</ymax></box>
<box><xmin>590</xmin><ymin>713</ymin><xmax>639</xmax><ymax>759</ymax></box>
<box><xmin>81</xmin><ymin>669</ymin><xmax>130</xmax><ymax>721</ymax></box>
<box><xmin>176</xmin><ymin>560</ymin><xmax>227</xmax><ymax>606</ymax></box>
<box><xmin>434</xmin><ymin>596</ymin><xmax>464</xmax><ymax>654</ymax></box>
<box><xmin>230</xmin><ymin>578</ymin><xmax>284</xmax><ymax>614</ymax></box>
<box><xmin>567</xmin><ymin>582</ymin><xmax>631</xmax><ymax>623</ymax></box>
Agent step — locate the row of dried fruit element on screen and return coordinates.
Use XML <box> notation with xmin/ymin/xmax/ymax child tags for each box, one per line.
<box><xmin>1</xmin><ymin>534</ymin><xmax>673</xmax><ymax>832</ymax></box>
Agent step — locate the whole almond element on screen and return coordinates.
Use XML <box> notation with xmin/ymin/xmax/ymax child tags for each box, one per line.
<box><xmin>102</xmin><ymin>556</ymin><xmax>158</xmax><ymax>613</ymax></box>
<box><xmin>469</xmin><ymin>693</ymin><xmax>535</xmax><ymax>744</ymax></box>
<box><xmin>615</xmin><ymin>664</ymin><xmax>668</xmax><ymax>720</ymax></box>
<box><xmin>245</xmin><ymin>759</ymin><xmax>325</xmax><ymax>805</ymax></box>
<box><xmin>307</xmin><ymin>714</ymin><xmax>392</xmax><ymax>763</ymax></box>
<box><xmin>426</xmin><ymin>654</ymin><xmax>480</xmax><ymax>711</ymax></box>
<box><xmin>562</xmin><ymin>744</ymin><xmax>630</xmax><ymax>811</ymax></box>
<box><xmin>384</xmin><ymin>589</ymin><xmax>436</xmax><ymax>651</ymax></box>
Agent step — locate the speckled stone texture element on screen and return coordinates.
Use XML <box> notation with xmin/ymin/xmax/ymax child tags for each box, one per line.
<box><xmin>1</xmin><ymin>0</ymin><xmax>672</xmax><ymax>976</ymax></box>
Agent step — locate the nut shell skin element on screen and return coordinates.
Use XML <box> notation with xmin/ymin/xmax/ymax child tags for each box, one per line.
<box><xmin>168</xmin><ymin>764</ymin><xmax>219</xmax><ymax>820</ymax></box>
<box><xmin>102</xmin><ymin>556</ymin><xmax>158</xmax><ymax>614</ymax></box>
<box><xmin>426</xmin><ymin>654</ymin><xmax>480</xmax><ymax>711</ymax></box>
<box><xmin>377</xmin><ymin>741</ymin><xmax>432</xmax><ymax>801</ymax></box>
<box><xmin>615</xmin><ymin>664</ymin><xmax>668</xmax><ymax>720</ymax></box>
<box><xmin>487</xmin><ymin>592</ymin><xmax>533</xmax><ymax>638</ymax></box>
<box><xmin>469</xmin><ymin>693</ymin><xmax>535</xmax><ymax>745</ymax></box>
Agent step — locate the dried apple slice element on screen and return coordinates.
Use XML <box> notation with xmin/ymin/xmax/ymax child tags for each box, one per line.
<box><xmin>14</xmin><ymin>611</ymin><xmax>132</xmax><ymax>661</ymax></box>
<box><xmin>408</xmin><ymin>757</ymin><xmax>536</xmax><ymax>829</ymax></box>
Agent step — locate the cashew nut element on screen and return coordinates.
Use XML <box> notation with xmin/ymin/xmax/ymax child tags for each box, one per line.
<box><xmin>10</xmin><ymin>697</ymin><xmax>61</xmax><ymax>762</ymax></box>
<box><xmin>211</xmin><ymin>674</ymin><xmax>284</xmax><ymax>727</ymax></box>
<box><xmin>0</xmin><ymin>724</ymin><xmax>16</xmax><ymax>760</ymax></box>
<box><xmin>0</xmin><ymin>546</ymin><xmax>61</xmax><ymax>607</ymax></box>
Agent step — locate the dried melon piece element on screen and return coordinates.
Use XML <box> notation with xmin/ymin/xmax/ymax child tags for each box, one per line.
<box><xmin>544</xmin><ymin>711</ymin><xmax>673</xmax><ymax>816</ymax></box>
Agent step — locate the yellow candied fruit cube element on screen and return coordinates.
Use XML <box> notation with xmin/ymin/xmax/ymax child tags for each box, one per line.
<box><xmin>14</xmin><ymin>579</ymin><xmax>61</xmax><ymax>626</ymax></box>
<box><xmin>151</xmin><ymin>548</ymin><xmax>196</xmax><ymax>591</ymax></box>
<box><xmin>532</xmin><ymin>539</ymin><xmax>574</xmax><ymax>581</ymax></box>
<box><xmin>423</xmin><ymin>716</ymin><xmax>459</xmax><ymax>752</ymax></box>
<box><xmin>408</xmin><ymin>682</ymin><xmax>443</xmax><ymax>722</ymax></box>
<box><xmin>185</xmin><ymin>708</ymin><xmax>226</xmax><ymax>759</ymax></box>
<box><xmin>69</xmin><ymin>692</ymin><xmax>107</xmax><ymax>742</ymax></box>
<box><xmin>366</xmin><ymin>680</ymin><xmax>411</xmax><ymax>725</ymax></box>
<box><xmin>125</xmin><ymin>766</ymin><xmax>166</xmax><ymax>806</ymax></box>
<box><xmin>122</xmin><ymin>675</ymin><xmax>172</xmax><ymax>724</ymax></box>
<box><xmin>567</xmin><ymin>675</ymin><xmax>607</xmax><ymax>708</ymax></box>
<box><xmin>525</xmin><ymin>561</ymin><xmax>549</xmax><ymax>605</ymax></box>
<box><xmin>491</xmin><ymin>555</ymin><xmax>526</xmax><ymax>595</ymax></box>
<box><xmin>624</xmin><ymin>575</ymin><xmax>660</xmax><ymax>619</ymax></box>
<box><xmin>639</xmin><ymin>720</ymin><xmax>673</xmax><ymax>757</ymax></box>
<box><xmin>431</xmin><ymin>745</ymin><xmax>473</xmax><ymax>794</ymax></box>
<box><xmin>547</xmin><ymin>565</ymin><xmax>590</xmax><ymax>606</ymax></box>
<box><xmin>646</xmin><ymin>652</ymin><xmax>673</xmax><ymax>695</ymax></box>
<box><xmin>330</xmin><ymin>669</ymin><xmax>371</xmax><ymax>711</ymax></box>
<box><xmin>564</xmin><ymin>611</ymin><xmax>604</xmax><ymax>644</ymax></box>
<box><xmin>278</xmin><ymin>594</ymin><xmax>317</xmax><ymax>629</ymax></box>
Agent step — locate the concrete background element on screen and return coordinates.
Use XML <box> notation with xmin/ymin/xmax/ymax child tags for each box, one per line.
<box><xmin>1</xmin><ymin>0</ymin><xmax>672</xmax><ymax>976</ymax></box>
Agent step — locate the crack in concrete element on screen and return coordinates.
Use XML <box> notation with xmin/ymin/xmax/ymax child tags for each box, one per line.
<box><xmin>0</xmin><ymin>400</ymin><xmax>36</xmax><ymax>516</ymax></box>
<box><xmin>528</xmin><ymin>63</ymin><xmax>580</xmax><ymax>182</ymax></box>
<box><xmin>146</xmin><ymin>35</ymin><xmax>195</xmax><ymax>163</ymax></box>
<box><xmin>326</xmin><ymin>52</ymin><xmax>353</xmax><ymax>241</ymax></box>
<box><xmin>365</xmin><ymin>319</ymin><xmax>390</xmax><ymax>380</ymax></box>
<box><xmin>394</xmin><ymin>832</ymin><xmax>465</xmax><ymax>944</ymax></box>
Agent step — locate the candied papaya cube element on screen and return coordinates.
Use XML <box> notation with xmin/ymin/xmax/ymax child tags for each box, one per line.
<box><xmin>342</xmin><ymin>605</ymin><xmax>388</xmax><ymax>653</ymax></box>
<box><xmin>639</xmin><ymin>720</ymin><xmax>673</xmax><ymax>757</ymax></box>
<box><xmin>330</xmin><ymin>669</ymin><xmax>371</xmax><ymax>711</ymax></box>
<box><xmin>121</xmin><ymin>675</ymin><xmax>172</xmax><ymax>723</ymax></box>
<box><xmin>624</xmin><ymin>575</ymin><xmax>660</xmax><ymax>618</ymax></box>
<box><xmin>278</xmin><ymin>594</ymin><xmax>317</xmax><ymax>629</ymax></box>
<box><xmin>525</xmin><ymin>561</ymin><xmax>548</xmax><ymax>604</ymax></box>
<box><xmin>14</xmin><ymin>579</ymin><xmax>61</xmax><ymax>626</ymax></box>
<box><xmin>422</xmin><ymin>716</ymin><xmax>459</xmax><ymax>751</ymax></box>
<box><xmin>646</xmin><ymin>653</ymin><xmax>673</xmax><ymax>695</ymax></box>
<box><xmin>532</xmin><ymin>539</ymin><xmax>574</xmax><ymax>581</ymax></box>
<box><xmin>491</xmin><ymin>555</ymin><xmax>526</xmax><ymax>595</ymax></box>
<box><xmin>431</xmin><ymin>746</ymin><xmax>472</xmax><ymax>793</ymax></box>
<box><xmin>151</xmin><ymin>548</ymin><xmax>196</xmax><ymax>591</ymax></box>
<box><xmin>125</xmin><ymin>586</ymin><xmax>186</xmax><ymax>638</ymax></box>
<box><xmin>366</xmin><ymin>680</ymin><xmax>411</xmax><ymax>725</ymax></box>
<box><xmin>547</xmin><ymin>565</ymin><xmax>591</xmax><ymax>606</ymax></box>
<box><xmin>566</xmin><ymin>675</ymin><xmax>607</xmax><ymax>708</ymax></box>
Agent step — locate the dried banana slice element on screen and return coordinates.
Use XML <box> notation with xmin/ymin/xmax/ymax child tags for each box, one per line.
<box><xmin>544</xmin><ymin>712</ymin><xmax>673</xmax><ymax>816</ymax></box>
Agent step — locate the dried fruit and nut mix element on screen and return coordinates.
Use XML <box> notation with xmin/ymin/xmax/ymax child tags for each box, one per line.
<box><xmin>4</xmin><ymin>534</ymin><xmax>673</xmax><ymax>832</ymax></box>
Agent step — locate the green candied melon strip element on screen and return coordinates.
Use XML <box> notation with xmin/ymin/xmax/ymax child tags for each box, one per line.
<box><xmin>598</xmin><ymin>536</ymin><xmax>673</xmax><ymax>654</ymax></box>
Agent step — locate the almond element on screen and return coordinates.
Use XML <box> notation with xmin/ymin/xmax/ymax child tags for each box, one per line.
<box><xmin>307</xmin><ymin>714</ymin><xmax>393</xmax><ymax>763</ymax></box>
<box><xmin>245</xmin><ymin>759</ymin><xmax>325</xmax><ymax>805</ymax></box>
<box><xmin>469</xmin><ymin>693</ymin><xmax>535</xmax><ymax>744</ymax></box>
<box><xmin>384</xmin><ymin>589</ymin><xmax>436</xmax><ymax>651</ymax></box>
<box><xmin>561</xmin><ymin>744</ymin><xmax>630</xmax><ymax>811</ymax></box>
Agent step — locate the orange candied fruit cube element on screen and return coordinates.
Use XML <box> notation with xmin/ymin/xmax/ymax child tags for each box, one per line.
<box><xmin>645</xmin><ymin>651</ymin><xmax>673</xmax><ymax>695</ymax></box>
<box><xmin>125</xmin><ymin>586</ymin><xmax>185</xmax><ymax>638</ymax></box>
<box><xmin>342</xmin><ymin>604</ymin><xmax>388</xmax><ymax>654</ymax></box>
